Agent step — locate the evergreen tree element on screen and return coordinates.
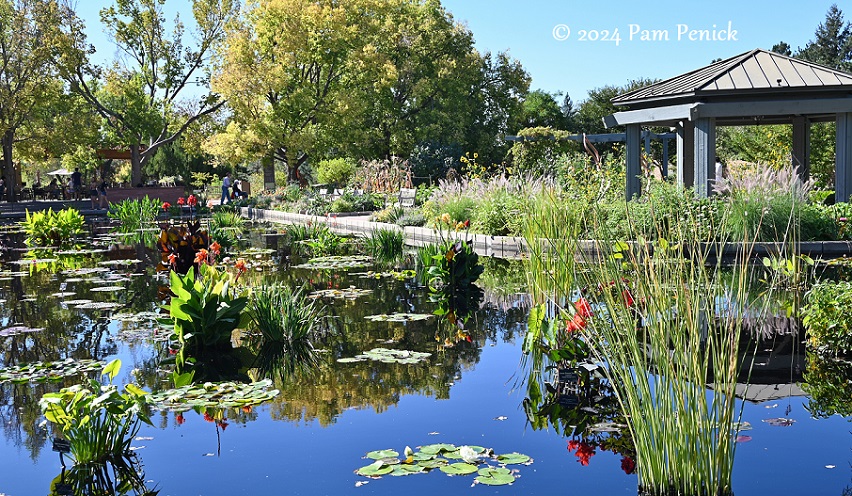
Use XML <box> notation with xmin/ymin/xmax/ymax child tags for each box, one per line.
<box><xmin>796</xmin><ymin>4</ymin><xmax>852</xmax><ymax>71</ymax></box>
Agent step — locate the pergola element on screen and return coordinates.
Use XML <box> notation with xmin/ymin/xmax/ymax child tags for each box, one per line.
<box><xmin>603</xmin><ymin>48</ymin><xmax>852</xmax><ymax>201</ymax></box>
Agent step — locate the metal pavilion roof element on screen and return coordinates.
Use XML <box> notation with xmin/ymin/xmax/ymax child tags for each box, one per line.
<box><xmin>612</xmin><ymin>48</ymin><xmax>852</xmax><ymax>108</ymax></box>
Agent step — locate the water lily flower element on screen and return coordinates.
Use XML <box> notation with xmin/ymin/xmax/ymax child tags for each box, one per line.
<box><xmin>459</xmin><ymin>446</ymin><xmax>480</xmax><ymax>464</ymax></box>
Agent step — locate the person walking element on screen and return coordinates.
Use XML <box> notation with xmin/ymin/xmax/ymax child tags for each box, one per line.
<box><xmin>220</xmin><ymin>172</ymin><xmax>232</xmax><ymax>205</ymax></box>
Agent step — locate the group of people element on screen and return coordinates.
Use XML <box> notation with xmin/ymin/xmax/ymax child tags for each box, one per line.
<box><xmin>220</xmin><ymin>172</ymin><xmax>248</xmax><ymax>205</ymax></box>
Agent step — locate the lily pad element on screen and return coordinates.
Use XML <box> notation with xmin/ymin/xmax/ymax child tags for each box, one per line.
<box><xmin>415</xmin><ymin>458</ymin><xmax>447</xmax><ymax>470</ymax></box>
<box><xmin>366</xmin><ymin>449</ymin><xmax>399</xmax><ymax>460</ymax></box>
<box><xmin>388</xmin><ymin>465</ymin><xmax>424</xmax><ymax>477</ymax></box>
<box><xmin>89</xmin><ymin>286</ymin><xmax>126</xmax><ymax>292</ymax></box>
<box><xmin>763</xmin><ymin>418</ymin><xmax>796</xmax><ymax>427</ymax></box>
<box><xmin>419</xmin><ymin>443</ymin><xmax>456</xmax><ymax>455</ymax></box>
<box><xmin>148</xmin><ymin>379</ymin><xmax>279</xmax><ymax>411</ymax></box>
<box><xmin>496</xmin><ymin>453</ymin><xmax>531</xmax><ymax>465</ymax></box>
<box><xmin>347</xmin><ymin>348</ymin><xmax>432</xmax><ymax>365</ymax></box>
<box><xmin>439</xmin><ymin>463</ymin><xmax>478</xmax><ymax>475</ymax></box>
<box><xmin>364</xmin><ymin>313</ymin><xmax>433</xmax><ymax>323</ymax></box>
<box><xmin>475</xmin><ymin>467</ymin><xmax>515</xmax><ymax>486</ymax></box>
<box><xmin>0</xmin><ymin>325</ymin><xmax>45</xmax><ymax>337</ymax></box>
<box><xmin>295</xmin><ymin>255</ymin><xmax>373</xmax><ymax>270</ymax></box>
<box><xmin>309</xmin><ymin>287</ymin><xmax>373</xmax><ymax>300</ymax></box>
<box><xmin>0</xmin><ymin>358</ymin><xmax>105</xmax><ymax>384</ymax></box>
<box><xmin>357</xmin><ymin>461</ymin><xmax>393</xmax><ymax>477</ymax></box>
<box><xmin>75</xmin><ymin>302</ymin><xmax>123</xmax><ymax>310</ymax></box>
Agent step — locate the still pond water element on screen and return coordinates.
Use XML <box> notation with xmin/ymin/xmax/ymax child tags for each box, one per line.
<box><xmin>0</xmin><ymin>222</ymin><xmax>850</xmax><ymax>495</ymax></box>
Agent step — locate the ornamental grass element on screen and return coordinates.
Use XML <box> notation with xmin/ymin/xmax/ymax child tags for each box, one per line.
<box><xmin>521</xmin><ymin>186</ymin><xmax>798</xmax><ymax>496</ymax></box>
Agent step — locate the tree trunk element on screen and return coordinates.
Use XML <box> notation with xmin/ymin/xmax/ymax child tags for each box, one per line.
<box><xmin>3</xmin><ymin>128</ymin><xmax>15</xmax><ymax>202</ymax></box>
<box><xmin>130</xmin><ymin>144</ymin><xmax>142</xmax><ymax>187</ymax></box>
<box><xmin>262</xmin><ymin>150</ymin><xmax>275</xmax><ymax>191</ymax></box>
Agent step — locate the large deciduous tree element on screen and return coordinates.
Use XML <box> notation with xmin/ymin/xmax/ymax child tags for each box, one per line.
<box><xmin>0</xmin><ymin>0</ymin><xmax>61</xmax><ymax>201</ymax></box>
<box><xmin>53</xmin><ymin>0</ymin><xmax>237</xmax><ymax>187</ymax></box>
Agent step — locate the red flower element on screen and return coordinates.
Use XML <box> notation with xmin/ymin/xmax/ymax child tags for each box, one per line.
<box><xmin>168</xmin><ymin>253</ymin><xmax>177</xmax><ymax>266</ymax></box>
<box><xmin>162</xmin><ymin>202</ymin><xmax>171</xmax><ymax>211</ymax></box>
<box><xmin>177</xmin><ymin>197</ymin><xmax>185</xmax><ymax>205</ymax></box>
<box><xmin>187</xmin><ymin>195</ymin><xmax>197</xmax><ymax>207</ymax></box>
<box><xmin>218</xmin><ymin>421</ymin><xmax>229</xmax><ymax>431</ymax></box>
<box><xmin>575</xmin><ymin>442</ymin><xmax>596</xmax><ymax>466</ymax></box>
<box><xmin>194</xmin><ymin>248</ymin><xmax>209</xmax><ymax>265</ymax></box>
<box><xmin>235</xmin><ymin>259</ymin><xmax>247</xmax><ymax>273</ymax></box>
<box><xmin>574</xmin><ymin>298</ymin><xmax>593</xmax><ymax>319</ymax></box>
<box><xmin>203</xmin><ymin>412</ymin><xmax>214</xmax><ymax>422</ymax></box>
<box><xmin>621</xmin><ymin>456</ymin><xmax>636</xmax><ymax>474</ymax></box>
<box><xmin>175</xmin><ymin>414</ymin><xmax>185</xmax><ymax>425</ymax></box>
<box><xmin>622</xmin><ymin>289</ymin><xmax>635</xmax><ymax>308</ymax></box>
<box><xmin>567</xmin><ymin>440</ymin><xmax>580</xmax><ymax>451</ymax></box>
<box><xmin>463</xmin><ymin>219</ymin><xmax>470</xmax><ymax>228</ymax></box>
<box><xmin>242</xmin><ymin>406</ymin><xmax>252</xmax><ymax>413</ymax></box>
<box><xmin>566</xmin><ymin>313</ymin><xmax>586</xmax><ymax>333</ymax></box>
<box><xmin>210</xmin><ymin>241</ymin><xmax>221</xmax><ymax>256</ymax></box>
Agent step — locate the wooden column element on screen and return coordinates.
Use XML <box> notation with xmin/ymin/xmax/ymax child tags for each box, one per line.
<box><xmin>792</xmin><ymin>115</ymin><xmax>811</xmax><ymax>181</ymax></box>
<box><xmin>693</xmin><ymin>117</ymin><xmax>716</xmax><ymax>198</ymax></box>
<box><xmin>837</xmin><ymin>113</ymin><xmax>852</xmax><ymax>203</ymax></box>
<box><xmin>661</xmin><ymin>137</ymin><xmax>669</xmax><ymax>178</ymax></box>
<box><xmin>625</xmin><ymin>124</ymin><xmax>642</xmax><ymax>201</ymax></box>
<box><xmin>676</xmin><ymin>120</ymin><xmax>694</xmax><ymax>189</ymax></box>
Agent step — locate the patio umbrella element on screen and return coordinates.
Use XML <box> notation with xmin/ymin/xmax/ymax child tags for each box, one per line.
<box><xmin>47</xmin><ymin>168</ymin><xmax>73</xmax><ymax>176</ymax></box>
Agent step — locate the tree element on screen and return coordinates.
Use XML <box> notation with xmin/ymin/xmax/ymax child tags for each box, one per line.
<box><xmin>0</xmin><ymin>0</ymin><xmax>62</xmax><ymax>200</ymax></box>
<box><xmin>210</xmin><ymin>0</ymin><xmax>389</xmax><ymax>185</ymax></box>
<box><xmin>771</xmin><ymin>41</ymin><xmax>792</xmax><ymax>56</ymax></box>
<box><xmin>515</xmin><ymin>90</ymin><xmax>566</xmax><ymax>131</ymax></box>
<box><xmin>797</xmin><ymin>4</ymin><xmax>852</xmax><ymax>71</ymax></box>
<box><xmin>53</xmin><ymin>0</ymin><xmax>237</xmax><ymax>187</ymax></box>
<box><xmin>573</xmin><ymin>78</ymin><xmax>657</xmax><ymax>135</ymax></box>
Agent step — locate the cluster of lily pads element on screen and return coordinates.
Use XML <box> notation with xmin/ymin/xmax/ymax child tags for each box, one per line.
<box><xmin>364</xmin><ymin>312</ymin><xmax>433</xmax><ymax>322</ymax></box>
<box><xmin>337</xmin><ymin>348</ymin><xmax>431</xmax><ymax>365</ymax></box>
<box><xmin>294</xmin><ymin>255</ymin><xmax>373</xmax><ymax>270</ymax></box>
<box><xmin>356</xmin><ymin>444</ymin><xmax>531</xmax><ymax>486</ymax></box>
<box><xmin>353</xmin><ymin>269</ymin><xmax>417</xmax><ymax>281</ymax></box>
<box><xmin>309</xmin><ymin>286</ymin><xmax>373</xmax><ymax>300</ymax></box>
<box><xmin>148</xmin><ymin>379</ymin><xmax>280</xmax><ymax>411</ymax></box>
<box><xmin>0</xmin><ymin>358</ymin><xmax>105</xmax><ymax>384</ymax></box>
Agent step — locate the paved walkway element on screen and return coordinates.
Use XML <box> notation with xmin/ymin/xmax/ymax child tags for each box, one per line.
<box><xmin>240</xmin><ymin>208</ymin><xmax>528</xmax><ymax>259</ymax></box>
<box><xmin>0</xmin><ymin>199</ymin><xmax>109</xmax><ymax>220</ymax></box>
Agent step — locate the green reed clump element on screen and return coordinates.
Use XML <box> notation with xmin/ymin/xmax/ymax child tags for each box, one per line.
<box><xmin>363</xmin><ymin>227</ymin><xmax>404</xmax><ymax>264</ymax></box>
<box><xmin>248</xmin><ymin>285</ymin><xmax>329</xmax><ymax>379</ymax></box>
<box><xmin>108</xmin><ymin>196</ymin><xmax>161</xmax><ymax>234</ymax></box>
<box><xmin>521</xmin><ymin>188</ymin><xmax>789</xmax><ymax>496</ymax></box>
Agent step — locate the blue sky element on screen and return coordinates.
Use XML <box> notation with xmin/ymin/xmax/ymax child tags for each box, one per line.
<box><xmin>77</xmin><ymin>0</ymin><xmax>839</xmax><ymax>103</ymax></box>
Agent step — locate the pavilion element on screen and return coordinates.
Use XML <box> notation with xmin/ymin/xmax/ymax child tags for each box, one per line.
<box><xmin>604</xmin><ymin>48</ymin><xmax>852</xmax><ymax>201</ymax></box>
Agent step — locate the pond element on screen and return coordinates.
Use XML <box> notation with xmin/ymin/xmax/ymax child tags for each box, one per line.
<box><xmin>0</xmin><ymin>220</ymin><xmax>850</xmax><ymax>495</ymax></box>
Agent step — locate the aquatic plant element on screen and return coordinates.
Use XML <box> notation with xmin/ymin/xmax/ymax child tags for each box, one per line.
<box><xmin>426</xmin><ymin>240</ymin><xmax>484</xmax><ymax>328</ymax></box>
<box><xmin>520</xmin><ymin>190</ymin><xmax>787</xmax><ymax>496</ymax></box>
<box><xmin>163</xmin><ymin>264</ymin><xmax>250</xmax><ymax>352</ymax></box>
<box><xmin>39</xmin><ymin>360</ymin><xmax>151</xmax><ymax>465</ymax></box>
<box><xmin>802</xmin><ymin>281</ymin><xmax>852</xmax><ymax>355</ymax></box>
<box><xmin>156</xmin><ymin>220</ymin><xmax>210</xmax><ymax>274</ymax></box>
<box><xmin>363</xmin><ymin>227</ymin><xmax>404</xmax><ymax>264</ymax></box>
<box><xmin>108</xmin><ymin>196</ymin><xmax>161</xmax><ymax>234</ymax></box>
<box><xmin>21</xmin><ymin>208</ymin><xmax>85</xmax><ymax>246</ymax></box>
<box><xmin>247</xmin><ymin>285</ymin><xmax>329</xmax><ymax>379</ymax></box>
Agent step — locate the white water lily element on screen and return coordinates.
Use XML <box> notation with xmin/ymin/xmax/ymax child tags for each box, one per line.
<box><xmin>460</xmin><ymin>446</ymin><xmax>480</xmax><ymax>464</ymax></box>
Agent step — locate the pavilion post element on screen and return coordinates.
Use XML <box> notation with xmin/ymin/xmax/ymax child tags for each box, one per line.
<box><xmin>792</xmin><ymin>115</ymin><xmax>811</xmax><ymax>180</ymax></box>
<box><xmin>625</xmin><ymin>124</ymin><xmax>642</xmax><ymax>201</ymax></box>
<box><xmin>676</xmin><ymin>120</ymin><xmax>694</xmax><ymax>190</ymax></box>
<box><xmin>693</xmin><ymin>117</ymin><xmax>716</xmax><ymax>198</ymax></box>
<box><xmin>837</xmin><ymin>113</ymin><xmax>852</xmax><ymax>203</ymax></box>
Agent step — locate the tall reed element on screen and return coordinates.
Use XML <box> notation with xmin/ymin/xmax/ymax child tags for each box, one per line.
<box><xmin>521</xmin><ymin>188</ymin><xmax>788</xmax><ymax>496</ymax></box>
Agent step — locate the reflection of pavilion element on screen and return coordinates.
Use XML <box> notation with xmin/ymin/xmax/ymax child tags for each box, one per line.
<box><xmin>711</xmin><ymin>315</ymin><xmax>807</xmax><ymax>403</ymax></box>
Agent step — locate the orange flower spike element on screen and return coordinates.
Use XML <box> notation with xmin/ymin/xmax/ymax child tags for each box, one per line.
<box><xmin>194</xmin><ymin>249</ymin><xmax>209</xmax><ymax>265</ymax></box>
<box><xmin>210</xmin><ymin>241</ymin><xmax>221</xmax><ymax>256</ymax></box>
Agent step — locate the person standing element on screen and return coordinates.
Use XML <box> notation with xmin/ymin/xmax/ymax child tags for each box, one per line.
<box><xmin>70</xmin><ymin>168</ymin><xmax>82</xmax><ymax>201</ymax></box>
<box><xmin>97</xmin><ymin>179</ymin><xmax>108</xmax><ymax>209</ymax></box>
<box><xmin>220</xmin><ymin>172</ymin><xmax>232</xmax><ymax>205</ymax></box>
